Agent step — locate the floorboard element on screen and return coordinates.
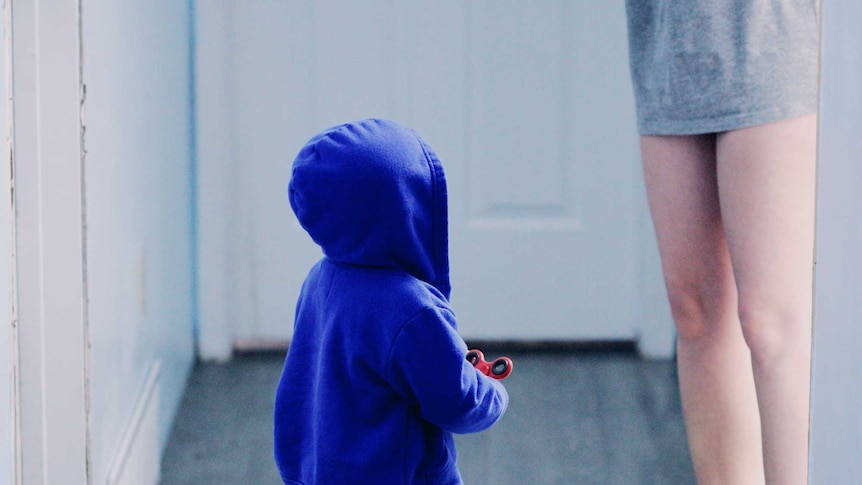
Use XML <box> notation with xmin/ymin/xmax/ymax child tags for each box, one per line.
<box><xmin>160</xmin><ymin>350</ymin><xmax>695</xmax><ymax>484</ymax></box>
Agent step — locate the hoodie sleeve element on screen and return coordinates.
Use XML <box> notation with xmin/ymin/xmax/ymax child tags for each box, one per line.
<box><xmin>386</xmin><ymin>306</ymin><xmax>508</xmax><ymax>434</ymax></box>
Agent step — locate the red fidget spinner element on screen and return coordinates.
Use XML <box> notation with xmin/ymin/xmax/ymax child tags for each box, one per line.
<box><xmin>466</xmin><ymin>349</ymin><xmax>513</xmax><ymax>380</ymax></box>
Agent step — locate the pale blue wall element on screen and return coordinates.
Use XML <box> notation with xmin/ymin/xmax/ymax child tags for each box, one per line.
<box><xmin>808</xmin><ymin>0</ymin><xmax>862</xmax><ymax>481</ymax></box>
<box><xmin>82</xmin><ymin>1</ymin><xmax>195</xmax><ymax>482</ymax></box>
<box><xmin>0</xmin><ymin>0</ymin><xmax>11</xmax><ymax>480</ymax></box>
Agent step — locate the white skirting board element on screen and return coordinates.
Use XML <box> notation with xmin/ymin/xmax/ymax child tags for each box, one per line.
<box><xmin>106</xmin><ymin>360</ymin><xmax>162</xmax><ymax>485</ymax></box>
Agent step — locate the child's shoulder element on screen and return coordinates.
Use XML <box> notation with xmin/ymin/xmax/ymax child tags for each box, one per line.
<box><xmin>327</xmin><ymin>260</ymin><xmax>449</xmax><ymax>310</ymax></box>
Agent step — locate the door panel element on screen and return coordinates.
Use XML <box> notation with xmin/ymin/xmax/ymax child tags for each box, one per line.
<box><xmin>230</xmin><ymin>1</ymin><xmax>642</xmax><ymax>342</ymax></box>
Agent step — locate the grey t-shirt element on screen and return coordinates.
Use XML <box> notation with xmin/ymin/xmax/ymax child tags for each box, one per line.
<box><xmin>625</xmin><ymin>0</ymin><xmax>820</xmax><ymax>135</ymax></box>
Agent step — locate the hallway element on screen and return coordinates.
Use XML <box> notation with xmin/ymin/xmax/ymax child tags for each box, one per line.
<box><xmin>4</xmin><ymin>2</ymin><xmax>861</xmax><ymax>482</ymax></box>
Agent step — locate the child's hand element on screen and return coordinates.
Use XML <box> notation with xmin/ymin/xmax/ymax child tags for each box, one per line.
<box><xmin>465</xmin><ymin>349</ymin><xmax>513</xmax><ymax>380</ymax></box>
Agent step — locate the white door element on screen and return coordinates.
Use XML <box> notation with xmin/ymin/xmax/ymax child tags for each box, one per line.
<box><xmin>449</xmin><ymin>3</ymin><xmax>640</xmax><ymax>339</ymax></box>
<box><xmin>225</xmin><ymin>1</ymin><xmax>644</xmax><ymax>343</ymax></box>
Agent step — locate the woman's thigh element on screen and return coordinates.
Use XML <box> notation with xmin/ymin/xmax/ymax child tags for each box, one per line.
<box><xmin>715</xmin><ymin>113</ymin><xmax>818</xmax><ymax>342</ymax></box>
<box><xmin>640</xmin><ymin>134</ymin><xmax>738</xmax><ymax>332</ymax></box>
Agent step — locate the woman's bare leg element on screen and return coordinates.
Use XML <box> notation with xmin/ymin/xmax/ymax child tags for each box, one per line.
<box><xmin>716</xmin><ymin>113</ymin><xmax>817</xmax><ymax>484</ymax></box>
<box><xmin>641</xmin><ymin>135</ymin><xmax>765</xmax><ymax>484</ymax></box>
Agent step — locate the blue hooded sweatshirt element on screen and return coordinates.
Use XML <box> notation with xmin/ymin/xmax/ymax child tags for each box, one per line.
<box><xmin>274</xmin><ymin>119</ymin><xmax>508</xmax><ymax>484</ymax></box>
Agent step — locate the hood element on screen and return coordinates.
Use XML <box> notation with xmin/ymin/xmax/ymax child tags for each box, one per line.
<box><xmin>288</xmin><ymin>119</ymin><xmax>451</xmax><ymax>299</ymax></box>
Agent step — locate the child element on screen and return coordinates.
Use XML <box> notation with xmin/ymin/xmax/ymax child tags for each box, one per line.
<box><xmin>274</xmin><ymin>119</ymin><xmax>509</xmax><ymax>484</ymax></box>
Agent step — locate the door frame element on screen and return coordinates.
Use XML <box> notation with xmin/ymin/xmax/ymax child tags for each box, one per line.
<box><xmin>7</xmin><ymin>0</ymin><xmax>91</xmax><ymax>482</ymax></box>
<box><xmin>193</xmin><ymin>0</ymin><xmax>238</xmax><ymax>362</ymax></box>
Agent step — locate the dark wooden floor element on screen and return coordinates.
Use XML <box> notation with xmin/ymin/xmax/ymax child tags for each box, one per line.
<box><xmin>160</xmin><ymin>349</ymin><xmax>695</xmax><ymax>485</ymax></box>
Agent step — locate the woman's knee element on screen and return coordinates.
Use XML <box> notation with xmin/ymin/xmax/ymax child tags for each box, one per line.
<box><xmin>665</xmin><ymin>279</ymin><xmax>736</xmax><ymax>342</ymax></box>
<box><xmin>737</xmin><ymin>298</ymin><xmax>812</xmax><ymax>362</ymax></box>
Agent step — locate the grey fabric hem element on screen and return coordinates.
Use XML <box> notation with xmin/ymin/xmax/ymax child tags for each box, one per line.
<box><xmin>636</xmin><ymin>104</ymin><xmax>819</xmax><ymax>136</ymax></box>
<box><xmin>626</xmin><ymin>0</ymin><xmax>820</xmax><ymax>137</ymax></box>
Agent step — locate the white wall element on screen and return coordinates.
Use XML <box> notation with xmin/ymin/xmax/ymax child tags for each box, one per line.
<box><xmin>808</xmin><ymin>0</ymin><xmax>862</xmax><ymax>481</ymax></box>
<box><xmin>82</xmin><ymin>0</ymin><xmax>195</xmax><ymax>482</ymax></box>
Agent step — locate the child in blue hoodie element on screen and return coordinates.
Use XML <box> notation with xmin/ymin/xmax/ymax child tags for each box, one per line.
<box><xmin>274</xmin><ymin>119</ymin><xmax>509</xmax><ymax>484</ymax></box>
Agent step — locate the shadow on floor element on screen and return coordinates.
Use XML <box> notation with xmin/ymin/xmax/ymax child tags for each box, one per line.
<box><xmin>160</xmin><ymin>349</ymin><xmax>694</xmax><ymax>485</ymax></box>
